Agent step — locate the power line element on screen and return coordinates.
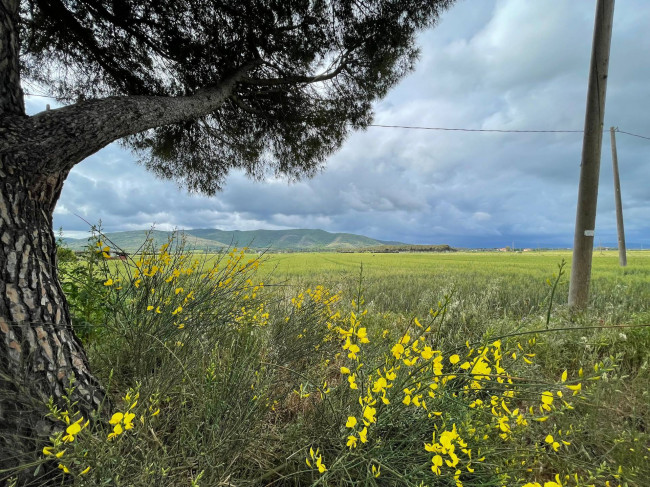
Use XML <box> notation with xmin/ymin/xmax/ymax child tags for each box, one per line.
<box><xmin>365</xmin><ymin>124</ymin><xmax>650</xmax><ymax>140</ymax></box>
<box><xmin>365</xmin><ymin>123</ymin><xmax>584</xmax><ymax>134</ymax></box>
<box><xmin>617</xmin><ymin>129</ymin><xmax>650</xmax><ymax>141</ymax></box>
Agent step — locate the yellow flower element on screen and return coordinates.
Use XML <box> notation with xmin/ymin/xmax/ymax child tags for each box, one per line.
<box><xmin>103</xmin><ymin>278</ymin><xmax>114</xmax><ymax>286</ymax></box>
<box><xmin>346</xmin><ymin>343</ymin><xmax>360</xmax><ymax>359</ymax></box>
<box><xmin>346</xmin><ymin>416</ymin><xmax>357</xmax><ymax>428</ymax></box>
<box><xmin>566</xmin><ymin>383</ymin><xmax>582</xmax><ymax>395</ymax></box>
<box><xmin>372</xmin><ymin>377</ymin><xmax>388</xmax><ymax>393</ymax></box>
<box><xmin>372</xmin><ymin>464</ymin><xmax>381</xmax><ymax>478</ymax></box>
<box><xmin>55</xmin><ymin>450</ymin><xmax>66</xmax><ymax>459</ymax></box>
<box><xmin>67</xmin><ymin>422</ymin><xmax>82</xmax><ymax>435</ymax></box>
<box><xmin>58</xmin><ymin>464</ymin><xmax>70</xmax><ymax>474</ymax></box>
<box><xmin>541</xmin><ymin>391</ymin><xmax>554</xmax><ymax>408</ymax></box>
<box><xmin>420</xmin><ymin>346</ymin><xmax>434</xmax><ymax>360</ymax></box>
<box><xmin>346</xmin><ymin>435</ymin><xmax>358</xmax><ymax>448</ymax></box>
<box><xmin>124</xmin><ymin>412</ymin><xmax>136</xmax><ymax>430</ymax></box>
<box><xmin>80</xmin><ymin>466</ymin><xmax>91</xmax><ymax>475</ymax></box>
<box><xmin>358</xmin><ymin>427</ymin><xmax>368</xmax><ymax>443</ymax></box>
<box><xmin>561</xmin><ymin>370</ymin><xmax>568</xmax><ymax>382</ymax></box>
<box><xmin>449</xmin><ymin>354</ymin><xmax>460</xmax><ymax>364</ymax></box>
<box><xmin>315</xmin><ymin>455</ymin><xmax>327</xmax><ymax>473</ymax></box>
<box><xmin>62</xmin><ymin>422</ymin><xmax>82</xmax><ymax>442</ymax></box>
<box><xmin>42</xmin><ymin>446</ymin><xmax>54</xmax><ymax>456</ymax></box>
<box><xmin>340</xmin><ymin>366</ymin><xmax>351</xmax><ymax>375</ymax></box>
<box><xmin>107</xmin><ymin>422</ymin><xmax>123</xmax><ymax>440</ymax></box>
<box><xmin>439</xmin><ymin>426</ymin><xmax>459</xmax><ymax>450</ymax></box>
<box><xmin>391</xmin><ymin>343</ymin><xmax>405</xmax><ymax>359</ymax></box>
<box><xmin>363</xmin><ymin>406</ymin><xmax>377</xmax><ymax>424</ymax></box>
<box><xmin>356</xmin><ymin>327</ymin><xmax>370</xmax><ymax>344</ymax></box>
<box><xmin>403</xmin><ymin>356</ymin><xmax>418</xmax><ymax>366</ymax></box>
<box><xmin>431</xmin><ymin>454</ymin><xmax>443</xmax><ymax>475</ymax></box>
<box><xmin>109</xmin><ymin>412</ymin><xmax>123</xmax><ymax>425</ymax></box>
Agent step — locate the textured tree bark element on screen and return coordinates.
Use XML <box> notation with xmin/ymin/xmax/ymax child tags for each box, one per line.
<box><xmin>0</xmin><ymin>157</ymin><xmax>107</xmax><ymax>477</ymax></box>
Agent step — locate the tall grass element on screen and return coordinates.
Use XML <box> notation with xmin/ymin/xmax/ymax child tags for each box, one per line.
<box><xmin>6</xmin><ymin>240</ymin><xmax>649</xmax><ymax>486</ymax></box>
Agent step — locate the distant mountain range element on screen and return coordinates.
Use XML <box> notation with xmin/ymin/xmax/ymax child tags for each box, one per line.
<box><xmin>62</xmin><ymin>228</ymin><xmax>411</xmax><ymax>252</ymax></box>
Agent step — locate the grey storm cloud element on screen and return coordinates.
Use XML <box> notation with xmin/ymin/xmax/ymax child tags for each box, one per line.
<box><xmin>43</xmin><ymin>0</ymin><xmax>650</xmax><ymax>248</ymax></box>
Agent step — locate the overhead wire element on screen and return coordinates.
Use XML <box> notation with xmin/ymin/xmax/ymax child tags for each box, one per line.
<box><xmin>365</xmin><ymin>124</ymin><xmax>584</xmax><ymax>134</ymax></box>
<box><xmin>365</xmin><ymin>124</ymin><xmax>650</xmax><ymax>140</ymax></box>
<box><xmin>616</xmin><ymin>130</ymin><xmax>650</xmax><ymax>141</ymax></box>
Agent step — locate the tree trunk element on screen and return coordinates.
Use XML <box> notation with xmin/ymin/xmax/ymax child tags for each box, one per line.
<box><xmin>1</xmin><ymin>2</ymin><xmax>254</xmax><ymax>471</ymax></box>
<box><xmin>0</xmin><ymin>160</ymin><xmax>106</xmax><ymax>477</ymax></box>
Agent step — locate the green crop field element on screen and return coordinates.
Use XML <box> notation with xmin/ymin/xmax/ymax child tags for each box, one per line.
<box><xmin>27</xmin><ymin>242</ymin><xmax>650</xmax><ymax>486</ymax></box>
<box><xmin>260</xmin><ymin>249</ymin><xmax>649</xmax><ymax>282</ymax></box>
<box><xmin>251</xmin><ymin>250</ymin><xmax>650</xmax><ymax>323</ymax></box>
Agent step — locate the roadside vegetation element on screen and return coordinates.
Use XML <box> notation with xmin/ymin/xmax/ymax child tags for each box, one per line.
<box><xmin>9</xmin><ymin>234</ymin><xmax>648</xmax><ymax>486</ymax></box>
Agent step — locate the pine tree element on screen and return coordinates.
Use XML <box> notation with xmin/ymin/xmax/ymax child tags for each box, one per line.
<box><xmin>0</xmin><ymin>0</ymin><xmax>453</xmax><ymax>474</ymax></box>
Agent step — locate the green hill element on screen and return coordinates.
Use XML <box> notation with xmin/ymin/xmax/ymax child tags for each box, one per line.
<box><xmin>62</xmin><ymin>230</ymin><xmax>223</xmax><ymax>252</ymax></box>
<box><xmin>62</xmin><ymin>228</ymin><xmax>407</xmax><ymax>252</ymax></box>
<box><xmin>185</xmin><ymin>228</ymin><xmax>397</xmax><ymax>251</ymax></box>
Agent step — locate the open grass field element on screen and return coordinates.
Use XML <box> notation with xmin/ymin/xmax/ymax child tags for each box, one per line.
<box><xmin>259</xmin><ymin>250</ymin><xmax>650</xmax><ymax>285</ymax></box>
<box><xmin>254</xmin><ymin>250</ymin><xmax>650</xmax><ymax>325</ymax></box>
<box><xmin>29</xmin><ymin>243</ymin><xmax>649</xmax><ymax>486</ymax></box>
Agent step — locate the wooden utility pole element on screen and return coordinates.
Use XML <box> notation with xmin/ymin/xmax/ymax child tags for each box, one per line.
<box><xmin>610</xmin><ymin>127</ymin><xmax>627</xmax><ymax>266</ymax></box>
<box><xmin>568</xmin><ymin>0</ymin><xmax>615</xmax><ymax>309</ymax></box>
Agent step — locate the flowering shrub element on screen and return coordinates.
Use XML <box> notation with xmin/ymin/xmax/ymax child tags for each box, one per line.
<box><xmin>294</xmin><ymin>292</ymin><xmax>618</xmax><ymax>485</ymax></box>
<box><xmin>36</xmin><ymin>382</ymin><xmax>161</xmax><ymax>484</ymax></box>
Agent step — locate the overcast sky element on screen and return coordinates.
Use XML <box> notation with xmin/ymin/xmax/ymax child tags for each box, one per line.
<box><xmin>29</xmin><ymin>0</ymin><xmax>649</xmax><ymax>248</ymax></box>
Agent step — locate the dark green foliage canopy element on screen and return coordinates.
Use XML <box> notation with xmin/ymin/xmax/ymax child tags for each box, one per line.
<box><xmin>20</xmin><ymin>0</ymin><xmax>453</xmax><ymax>193</ymax></box>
